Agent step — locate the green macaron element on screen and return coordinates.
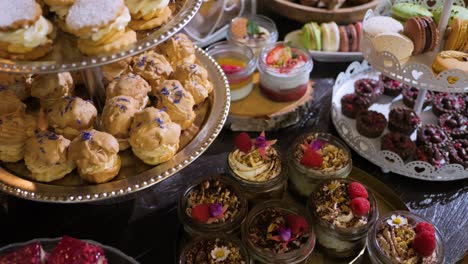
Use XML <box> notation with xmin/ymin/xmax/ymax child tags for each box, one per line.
<box><xmin>300</xmin><ymin>22</ymin><xmax>321</xmax><ymax>51</ymax></box>
<box><xmin>391</xmin><ymin>3</ymin><xmax>432</xmax><ymax>22</ymax></box>
<box><xmin>433</xmin><ymin>5</ymin><xmax>468</xmax><ymax>25</ymax></box>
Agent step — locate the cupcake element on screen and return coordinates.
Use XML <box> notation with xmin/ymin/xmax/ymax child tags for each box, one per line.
<box><xmin>416</xmin><ymin>124</ymin><xmax>451</xmax><ymax>147</ymax></box>
<box><xmin>381</xmin><ymin>132</ymin><xmax>417</xmax><ymax>161</ymax></box>
<box><xmin>380</xmin><ymin>74</ymin><xmax>408</xmax><ymax>96</ymax></box>
<box><xmin>226</xmin><ymin>132</ymin><xmax>286</xmax><ymax>204</ymax></box>
<box><xmin>308</xmin><ymin>179</ymin><xmax>378</xmax><ymax>258</ymax></box>
<box><xmin>340</xmin><ymin>93</ymin><xmax>372</xmax><ymax>119</ymax></box>
<box><xmin>448</xmin><ymin>139</ymin><xmax>468</xmax><ymax>168</ymax></box>
<box><xmin>402</xmin><ymin>86</ymin><xmax>433</xmax><ymax>109</ymax></box>
<box><xmin>413</xmin><ymin>146</ymin><xmax>450</xmax><ymax>168</ymax></box>
<box><xmin>432</xmin><ymin>92</ymin><xmax>465</xmax><ymax>117</ymax></box>
<box><xmin>439</xmin><ymin>112</ymin><xmax>468</xmax><ymax>140</ymax></box>
<box><xmin>388</xmin><ymin>107</ymin><xmax>420</xmax><ymax>135</ymax></box>
<box><xmin>367</xmin><ymin>211</ymin><xmax>445</xmax><ymax>264</ymax></box>
<box><xmin>354</xmin><ymin>78</ymin><xmax>383</xmax><ymax>102</ymax></box>
<box><xmin>356</xmin><ymin>110</ymin><xmax>387</xmax><ymax>138</ymax></box>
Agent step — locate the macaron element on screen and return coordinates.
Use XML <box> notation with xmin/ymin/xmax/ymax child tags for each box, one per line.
<box><xmin>432</xmin><ymin>50</ymin><xmax>468</xmax><ymax>74</ymax></box>
<box><xmin>372</xmin><ymin>32</ymin><xmax>414</xmax><ymax>64</ymax></box>
<box><xmin>355</xmin><ymin>21</ymin><xmax>363</xmax><ymax>50</ymax></box>
<box><xmin>300</xmin><ymin>22</ymin><xmax>322</xmax><ymax>51</ymax></box>
<box><xmin>433</xmin><ymin>5</ymin><xmax>468</xmax><ymax>25</ymax></box>
<box><xmin>339</xmin><ymin>25</ymin><xmax>359</xmax><ymax>52</ymax></box>
<box><xmin>363</xmin><ymin>16</ymin><xmax>403</xmax><ymax>39</ymax></box>
<box><xmin>321</xmin><ymin>22</ymin><xmax>340</xmax><ymax>52</ymax></box>
<box><xmin>445</xmin><ymin>18</ymin><xmax>468</xmax><ymax>52</ymax></box>
<box><xmin>391</xmin><ymin>3</ymin><xmax>432</xmax><ymax>22</ymax></box>
<box><xmin>404</xmin><ymin>16</ymin><xmax>439</xmax><ymax>55</ymax></box>
<box><xmin>339</xmin><ymin>26</ymin><xmax>349</xmax><ymax>52</ymax></box>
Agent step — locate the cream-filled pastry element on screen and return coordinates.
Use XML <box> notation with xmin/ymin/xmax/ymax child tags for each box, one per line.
<box><xmin>126</xmin><ymin>0</ymin><xmax>172</xmax><ymax>31</ymax></box>
<box><xmin>24</xmin><ymin>130</ymin><xmax>75</xmax><ymax>182</ymax></box>
<box><xmin>69</xmin><ymin>129</ymin><xmax>121</xmax><ymax>183</ymax></box>
<box><xmin>0</xmin><ymin>112</ymin><xmax>37</xmax><ymax>162</ymax></box>
<box><xmin>43</xmin><ymin>0</ymin><xmax>75</xmax><ymax>32</ymax></box>
<box><xmin>157</xmin><ymin>33</ymin><xmax>196</xmax><ymax>68</ymax></box>
<box><xmin>102</xmin><ymin>57</ymin><xmax>132</xmax><ymax>83</ymax></box>
<box><xmin>173</xmin><ymin>63</ymin><xmax>213</xmax><ymax>104</ymax></box>
<box><xmin>0</xmin><ymin>89</ymin><xmax>26</xmax><ymax>115</ymax></box>
<box><xmin>31</xmin><ymin>72</ymin><xmax>74</xmax><ymax>109</ymax></box>
<box><xmin>47</xmin><ymin>96</ymin><xmax>97</xmax><ymax>139</ymax></box>
<box><xmin>102</xmin><ymin>95</ymin><xmax>140</xmax><ymax>150</ymax></box>
<box><xmin>155</xmin><ymin>80</ymin><xmax>195</xmax><ymax>130</ymax></box>
<box><xmin>129</xmin><ymin>107</ymin><xmax>181</xmax><ymax>165</ymax></box>
<box><xmin>132</xmin><ymin>50</ymin><xmax>173</xmax><ymax>88</ymax></box>
<box><xmin>106</xmin><ymin>72</ymin><xmax>151</xmax><ymax>109</ymax></box>
<box><xmin>0</xmin><ymin>73</ymin><xmax>33</xmax><ymax>100</ymax></box>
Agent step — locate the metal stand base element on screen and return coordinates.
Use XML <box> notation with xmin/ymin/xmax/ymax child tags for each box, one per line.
<box><xmin>80</xmin><ymin>67</ymin><xmax>106</xmax><ymax>112</ymax></box>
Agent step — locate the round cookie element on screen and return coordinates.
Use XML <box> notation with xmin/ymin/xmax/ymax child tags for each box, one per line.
<box><xmin>339</xmin><ymin>26</ymin><xmax>349</xmax><ymax>52</ymax></box>
<box><xmin>128</xmin><ymin>6</ymin><xmax>172</xmax><ymax>31</ymax></box>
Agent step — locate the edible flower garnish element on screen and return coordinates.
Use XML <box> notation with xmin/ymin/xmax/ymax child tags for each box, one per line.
<box><xmin>191</xmin><ymin>203</ymin><xmax>228</xmax><ymax>224</ymax></box>
<box><xmin>267</xmin><ymin>214</ymin><xmax>308</xmax><ymax>248</ymax></box>
<box><xmin>234</xmin><ymin>131</ymin><xmax>277</xmax><ymax>158</ymax></box>
<box><xmin>209</xmin><ymin>203</ymin><xmax>223</xmax><ymax>217</ymax></box>
<box><xmin>247</xmin><ymin>19</ymin><xmax>260</xmax><ymax>36</ymax></box>
<box><xmin>300</xmin><ymin>138</ymin><xmax>324</xmax><ymax>168</ymax></box>
<box><xmin>387</xmin><ymin>215</ymin><xmax>408</xmax><ymax>227</ymax></box>
<box><xmin>211</xmin><ymin>246</ymin><xmax>231</xmax><ymax>262</ymax></box>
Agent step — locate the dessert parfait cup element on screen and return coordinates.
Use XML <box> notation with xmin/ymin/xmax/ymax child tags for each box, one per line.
<box><xmin>178</xmin><ymin>175</ymin><xmax>248</xmax><ymax>238</ymax></box>
<box><xmin>367</xmin><ymin>211</ymin><xmax>445</xmax><ymax>264</ymax></box>
<box><xmin>227</xmin><ymin>15</ymin><xmax>279</xmax><ymax>56</ymax></box>
<box><xmin>225</xmin><ymin>145</ymin><xmax>288</xmax><ymax>206</ymax></box>
<box><xmin>288</xmin><ymin>132</ymin><xmax>352</xmax><ymax>198</ymax></box>
<box><xmin>241</xmin><ymin>200</ymin><xmax>316</xmax><ymax>264</ymax></box>
<box><xmin>257</xmin><ymin>42</ymin><xmax>313</xmax><ymax>102</ymax></box>
<box><xmin>206</xmin><ymin>41</ymin><xmax>256</xmax><ymax>101</ymax></box>
<box><xmin>307</xmin><ymin>179</ymin><xmax>378</xmax><ymax>258</ymax></box>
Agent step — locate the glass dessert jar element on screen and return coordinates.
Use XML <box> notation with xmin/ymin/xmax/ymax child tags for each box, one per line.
<box><xmin>226</xmin><ymin>132</ymin><xmax>287</xmax><ymax>205</ymax></box>
<box><xmin>257</xmin><ymin>42</ymin><xmax>313</xmax><ymax>102</ymax></box>
<box><xmin>179</xmin><ymin>234</ymin><xmax>250</xmax><ymax>264</ymax></box>
<box><xmin>241</xmin><ymin>200</ymin><xmax>316</xmax><ymax>264</ymax></box>
<box><xmin>227</xmin><ymin>15</ymin><xmax>278</xmax><ymax>56</ymax></box>
<box><xmin>206</xmin><ymin>41</ymin><xmax>256</xmax><ymax>101</ymax></box>
<box><xmin>178</xmin><ymin>175</ymin><xmax>248</xmax><ymax>237</ymax></box>
<box><xmin>367</xmin><ymin>211</ymin><xmax>445</xmax><ymax>264</ymax></box>
<box><xmin>307</xmin><ymin>179</ymin><xmax>378</xmax><ymax>258</ymax></box>
<box><xmin>288</xmin><ymin>132</ymin><xmax>352</xmax><ymax>198</ymax></box>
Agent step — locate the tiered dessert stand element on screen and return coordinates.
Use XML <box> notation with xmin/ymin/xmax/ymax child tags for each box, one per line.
<box><xmin>0</xmin><ymin>0</ymin><xmax>232</xmax><ymax>202</ymax></box>
<box><xmin>332</xmin><ymin>0</ymin><xmax>468</xmax><ymax>181</ymax></box>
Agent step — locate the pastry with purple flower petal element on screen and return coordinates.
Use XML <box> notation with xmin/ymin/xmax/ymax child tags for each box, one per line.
<box><xmin>106</xmin><ymin>72</ymin><xmax>151</xmax><ymax>109</ymax></box>
<box><xmin>132</xmin><ymin>50</ymin><xmax>173</xmax><ymax>89</ymax></box>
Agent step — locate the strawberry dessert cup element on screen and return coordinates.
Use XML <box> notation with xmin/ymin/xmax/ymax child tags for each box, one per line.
<box><xmin>258</xmin><ymin>42</ymin><xmax>313</xmax><ymax>102</ymax></box>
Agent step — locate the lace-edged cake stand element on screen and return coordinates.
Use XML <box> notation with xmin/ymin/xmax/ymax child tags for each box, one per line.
<box><xmin>331</xmin><ymin>61</ymin><xmax>468</xmax><ymax>181</ymax></box>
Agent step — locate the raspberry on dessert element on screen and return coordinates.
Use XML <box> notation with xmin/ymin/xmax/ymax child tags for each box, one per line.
<box><xmin>380</xmin><ymin>74</ymin><xmax>408</xmax><ymax>97</ymax></box>
<box><xmin>416</xmin><ymin>124</ymin><xmax>451</xmax><ymax>147</ymax></box>
<box><xmin>388</xmin><ymin>107</ymin><xmax>420</xmax><ymax>135</ymax></box>
<box><xmin>415</xmin><ymin>222</ymin><xmax>436</xmax><ymax>235</ymax></box>
<box><xmin>413</xmin><ymin>146</ymin><xmax>450</xmax><ymax>168</ymax></box>
<box><xmin>350</xmin><ymin>197</ymin><xmax>370</xmax><ymax>216</ymax></box>
<box><xmin>402</xmin><ymin>86</ymin><xmax>433</xmax><ymax>109</ymax></box>
<box><xmin>448</xmin><ymin>139</ymin><xmax>468</xmax><ymax>168</ymax></box>
<box><xmin>354</xmin><ymin>78</ymin><xmax>383</xmax><ymax>102</ymax></box>
<box><xmin>356</xmin><ymin>110</ymin><xmax>387</xmax><ymax>138</ymax></box>
<box><xmin>412</xmin><ymin>231</ymin><xmax>437</xmax><ymax>257</ymax></box>
<box><xmin>234</xmin><ymin>132</ymin><xmax>253</xmax><ymax>152</ymax></box>
<box><xmin>381</xmin><ymin>132</ymin><xmax>417</xmax><ymax>161</ymax></box>
<box><xmin>340</xmin><ymin>93</ymin><xmax>372</xmax><ymax>119</ymax></box>
<box><xmin>348</xmin><ymin>182</ymin><xmax>368</xmax><ymax>199</ymax></box>
<box><xmin>300</xmin><ymin>148</ymin><xmax>323</xmax><ymax>168</ymax></box>
<box><xmin>432</xmin><ymin>93</ymin><xmax>465</xmax><ymax>117</ymax></box>
<box><xmin>439</xmin><ymin>112</ymin><xmax>468</xmax><ymax>139</ymax></box>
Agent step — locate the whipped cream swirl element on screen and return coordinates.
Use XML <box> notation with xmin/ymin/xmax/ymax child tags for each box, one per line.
<box><xmin>228</xmin><ymin>147</ymin><xmax>281</xmax><ymax>182</ymax></box>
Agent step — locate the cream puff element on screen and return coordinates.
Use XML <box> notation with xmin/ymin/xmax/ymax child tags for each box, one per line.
<box><xmin>132</xmin><ymin>50</ymin><xmax>173</xmax><ymax>88</ymax></box>
<box><xmin>69</xmin><ymin>129</ymin><xmax>121</xmax><ymax>183</ymax></box>
<box><xmin>0</xmin><ymin>73</ymin><xmax>33</xmax><ymax>101</ymax></box>
<box><xmin>155</xmin><ymin>80</ymin><xmax>195</xmax><ymax>130</ymax></box>
<box><xmin>47</xmin><ymin>96</ymin><xmax>97</xmax><ymax>139</ymax></box>
<box><xmin>126</xmin><ymin>0</ymin><xmax>172</xmax><ymax>31</ymax></box>
<box><xmin>31</xmin><ymin>72</ymin><xmax>74</xmax><ymax>109</ymax></box>
<box><xmin>173</xmin><ymin>63</ymin><xmax>213</xmax><ymax>104</ymax></box>
<box><xmin>106</xmin><ymin>72</ymin><xmax>151</xmax><ymax>109</ymax></box>
<box><xmin>0</xmin><ymin>0</ymin><xmax>54</xmax><ymax>60</ymax></box>
<box><xmin>24</xmin><ymin>130</ymin><xmax>75</xmax><ymax>182</ymax></box>
<box><xmin>0</xmin><ymin>89</ymin><xmax>26</xmax><ymax>115</ymax></box>
<box><xmin>157</xmin><ymin>33</ymin><xmax>196</xmax><ymax>68</ymax></box>
<box><xmin>129</xmin><ymin>107</ymin><xmax>181</xmax><ymax>165</ymax></box>
<box><xmin>0</xmin><ymin>112</ymin><xmax>37</xmax><ymax>162</ymax></box>
<box><xmin>101</xmin><ymin>95</ymin><xmax>140</xmax><ymax>150</ymax></box>
<box><xmin>65</xmin><ymin>0</ymin><xmax>136</xmax><ymax>55</ymax></box>
<box><xmin>101</xmin><ymin>57</ymin><xmax>132</xmax><ymax>83</ymax></box>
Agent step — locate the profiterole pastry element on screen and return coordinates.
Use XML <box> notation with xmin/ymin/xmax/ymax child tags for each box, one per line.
<box><xmin>31</xmin><ymin>72</ymin><xmax>74</xmax><ymax>109</ymax></box>
<box><xmin>173</xmin><ymin>63</ymin><xmax>213</xmax><ymax>105</ymax></box>
<box><xmin>0</xmin><ymin>89</ymin><xmax>26</xmax><ymax>115</ymax></box>
<box><xmin>24</xmin><ymin>130</ymin><xmax>75</xmax><ymax>182</ymax></box>
<box><xmin>69</xmin><ymin>129</ymin><xmax>121</xmax><ymax>183</ymax></box>
<box><xmin>129</xmin><ymin>107</ymin><xmax>181</xmax><ymax>165</ymax></box>
<box><xmin>106</xmin><ymin>72</ymin><xmax>151</xmax><ymax>108</ymax></box>
<box><xmin>157</xmin><ymin>33</ymin><xmax>196</xmax><ymax>68</ymax></box>
<box><xmin>0</xmin><ymin>0</ymin><xmax>54</xmax><ymax>60</ymax></box>
<box><xmin>65</xmin><ymin>0</ymin><xmax>137</xmax><ymax>56</ymax></box>
<box><xmin>0</xmin><ymin>112</ymin><xmax>37</xmax><ymax>162</ymax></box>
<box><xmin>47</xmin><ymin>96</ymin><xmax>97</xmax><ymax>139</ymax></box>
<box><xmin>101</xmin><ymin>57</ymin><xmax>132</xmax><ymax>83</ymax></box>
<box><xmin>132</xmin><ymin>50</ymin><xmax>173</xmax><ymax>88</ymax></box>
<box><xmin>101</xmin><ymin>95</ymin><xmax>140</xmax><ymax>150</ymax></box>
<box><xmin>126</xmin><ymin>0</ymin><xmax>172</xmax><ymax>31</ymax></box>
<box><xmin>0</xmin><ymin>73</ymin><xmax>33</xmax><ymax>100</ymax></box>
<box><xmin>154</xmin><ymin>80</ymin><xmax>195</xmax><ymax>130</ymax></box>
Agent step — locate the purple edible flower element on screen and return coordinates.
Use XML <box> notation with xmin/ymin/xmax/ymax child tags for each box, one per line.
<box><xmin>309</xmin><ymin>139</ymin><xmax>322</xmax><ymax>151</ymax></box>
<box><xmin>209</xmin><ymin>203</ymin><xmax>223</xmax><ymax>217</ymax></box>
<box><xmin>155</xmin><ymin>118</ymin><xmax>165</xmax><ymax>128</ymax></box>
<box><xmin>255</xmin><ymin>136</ymin><xmax>267</xmax><ymax>148</ymax></box>
<box><xmin>76</xmin><ymin>119</ymin><xmax>81</xmax><ymax>125</ymax></box>
<box><xmin>39</xmin><ymin>147</ymin><xmax>46</xmax><ymax>154</ymax></box>
<box><xmin>136</xmin><ymin>122</ymin><xmax>142</xmax><ymax>128</ymax></box>
<box><xmin>161</xmin><ymin>87</ymin><xmax>170</xmax><ymax>96</ymax></box>
<box><xmin>160</xmin><ymin>107</ymin><xmax>167</xmax><ymax>112</ymax></box>
<box><xmin>137</xmin><ymin>56</ymin><xmax>146</xmax><ymax>67</ymax></box>
<box><xmin>81</xmin><ymin>131</ymin><xmax>93</xmax><ymax>141</ymax></box>
<box><xmin>278</xmin><ymin>226</ymin><xmax>291</xmax><ymax>242</ymax></box>
<box><xmin>117</xmin><ymin>97</ymin><xmax>130</xmax><ymax>102</ymax></box>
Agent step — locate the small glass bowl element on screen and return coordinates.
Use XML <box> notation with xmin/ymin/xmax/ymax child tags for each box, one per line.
<box><xmin>225</xmin><ymin>146</ymin><xmax>288</xmax><ymax>206</ymax></box>
<box><xmin>178</xmin><ymin>234</ymin><xmax>250</xmax><ymax>264</ymax></box>
<box><xmin>178</xmin><ymin>175</ymin><xmax>248</xmax><ymax>238</ymax></box>
<box><xmin>367</xmin><ymin>211</ymin><xmax>445</xmax><ymax>264</ymax></box>
<box><xmin>257</xmin><ymin>42</ymin><xmax>313</xmax><ymax>102</ymax></box>
<box><xmin>227</xmin><ymin>15</ymin><xmax>278</xmax><ymax>57</ymax></box>
<box><xmin>206</xmin><ymin>41</ymin><xmax>256</xmax><ymax>101</ymax></box>
<box><xmin>241</xmin><ymin>200</ymin><xmax>316</xmax><ymax>264</ymax></box>
<box><xmin>307</xmin><ymin>179</ymin><xmax>378</xmax><ymax>258</ymax></box>
<box><xmin>288</xmin><ymin>132</ymin><xmax>352</xmax><ymax>198</ymax></box>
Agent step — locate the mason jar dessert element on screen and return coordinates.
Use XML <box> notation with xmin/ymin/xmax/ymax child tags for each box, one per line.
<box><xmin>242</xmin><ymin>200</ymin><xmax>316</xmax><ymax>264</ymax></box>
<box><xmin>179</xmin><ymin>235</ymin><xmax>250</xmax><ymax>264</ymax></box>
<box><xmin>227</xmin><ymin>15</ymin><xmax>278</xmax><ymax>56</ymax></box>
<box><xmin>178</xmin><ymin>176</ymin><xmax>248</xmax><ymax>237</ymax></box>
<box><xmin>226</xmin><ymin>132</ymin><xmax>287</xmax><ymax>205</ymax></box>
<box><xmin>288</xmin><ymin>132</ymin><xmax>352</xmax><ymax>198</ymax></box>
<box><xmin>257</xmin><ymin>42</ymin><xmax>313</xmax><ymax>102</ymax></box>
<box><xmin>308</xmin><ymin>179</ymin><xmax>378</xmax><ymax>258</ymax></box>
<box><xmin>367</xmin><ymin>211</ymin><xmax>445</xmax><ymax>264</ymax></box>
<box><xmin>206</xmin><ymin>41</ymin><xmax>256</xmax><ymax>101</ymax></box>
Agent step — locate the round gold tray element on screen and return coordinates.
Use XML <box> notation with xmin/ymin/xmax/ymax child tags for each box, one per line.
<box><xmin>0</xmin><ymin>47</ymin><xmax>230</xmax><ymax>203</ymax></box>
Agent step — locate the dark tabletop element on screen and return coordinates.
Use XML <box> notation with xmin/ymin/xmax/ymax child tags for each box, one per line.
<box><xmin>1</xmin><ymin>9</ymin><xmax>467</xmax><ymax>264</ymax></box>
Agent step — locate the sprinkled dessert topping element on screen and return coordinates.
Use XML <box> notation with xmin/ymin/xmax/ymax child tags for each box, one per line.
<box><xmin>81</xmin><ymin>131</ymin><xmax>93</xmax><ymax>141</ymax></box>
<box><xmin>295</xmin><ymin>135</ymin><xmax>349</xmax><ymax>172</ymax></box>
<box><xmin>182</xmin><ymin>238</ymin><xmax>246</xmax><ymax>264</ymax></box>
<box><xmin>186</xmin><ymin>180</ymin><xmax>241</xmax><ymax>225</ymax></box>
<box><xmin>155</xmin><ymin>117</ymin><xmax>164</xmax><ymax>129</ymax></box>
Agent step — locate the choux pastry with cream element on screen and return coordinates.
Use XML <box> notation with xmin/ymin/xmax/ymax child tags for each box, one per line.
<box><xmin>157</xmin><ymin>33</ymin><xmax>196</xmax><ymax>68</ymax></box>
<box><xmin>0</xmin><ymin>112</ymin><xmax>37</xmax><ymax>162</ymax></box>
<box><xmin>0</xmin><ymin>73</ymin><xmax>32</xmax><ymax>101</ymax></box>
<box><xmin>0</xmin><ymin>89</ymin><xmax>26</xmax><ymax>116</ymax></box>
<box><xmin>31</xmin><ymin>72</ymin><xmax>74</xmax><ymax>109</ymax></box>
<box><xmin>106</xmin><ymin>72</ymin><xmax>151</xmax><ymax>109</ymax></box>
<box><xmin>155</xmin><ymin>80</ymin><xmax>195</xmax><ymax>130</ymax></box>
<box><xmin>173</xmin><ymin>63</ymin><xmax>213</xmax><ymax>104</ymax></box>
<box><xmin>132</xmin><ymin>50</ymin><xmax>173</xmax><ymax>89</ymax></box>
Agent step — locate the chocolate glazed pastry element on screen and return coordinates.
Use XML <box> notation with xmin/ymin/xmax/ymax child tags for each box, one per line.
<box><xmin>356</xmin><ymin>110</ymin><xmax>387</xmax><ymax>138</ymax></box>
<box><xmin>341</xmin><ymin>93</ymin><xmax>372</xmax><ymax>119</ymax></box>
